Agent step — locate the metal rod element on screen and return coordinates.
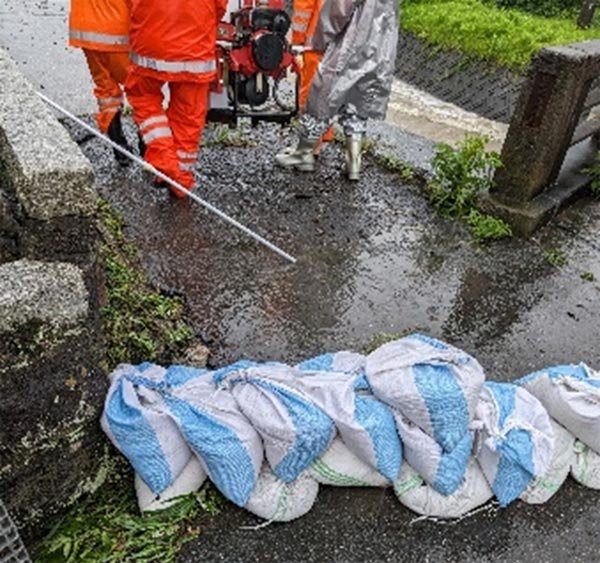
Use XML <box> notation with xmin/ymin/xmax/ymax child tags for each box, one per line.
<box><xmin>37</xmin><ymin>91</ymin><xmax>297</xmax><ymax>264</ymax></box>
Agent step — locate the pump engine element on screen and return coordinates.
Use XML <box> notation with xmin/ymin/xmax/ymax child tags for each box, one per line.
<box><xmin>208</xmin><ymin>0</ymin><xmax>300</xmax><ymax>127</ymax></box>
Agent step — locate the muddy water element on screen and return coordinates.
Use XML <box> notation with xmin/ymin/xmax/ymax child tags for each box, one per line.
<box><xmin>76</xmin><ymin>122</ymin><xmax>600</xmax><ymax>381</ymax></box>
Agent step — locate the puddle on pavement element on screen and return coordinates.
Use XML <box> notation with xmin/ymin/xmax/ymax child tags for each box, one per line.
<box><xmin>73</xmin><ymin>121</ymin><xmax>600</xmax><ymax>380</ymax></box>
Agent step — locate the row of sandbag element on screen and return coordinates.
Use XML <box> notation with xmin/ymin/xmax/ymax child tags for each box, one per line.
<box><xmin>101</xmin><ymin>334</ymin><xmax>600</xmax><ymax>520</ymax></box>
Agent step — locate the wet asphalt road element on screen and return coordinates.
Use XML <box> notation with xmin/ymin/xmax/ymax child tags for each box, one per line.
<box><xmin>69</xmin><ymin>120</ymin><xmax>600</xmax><ymax>563</ymax></box>
<box><xmin>5</xmin><ymin>1</ymin><xmax>600</xmax><ymax>560</ymax></box>
<box><xmin>78</xmin><ymin>122</ymin><xmax>600</xmax><ymax>377</ymax></box>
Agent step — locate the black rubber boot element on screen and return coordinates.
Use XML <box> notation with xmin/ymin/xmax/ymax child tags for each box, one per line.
<box><xmin>138</xmin><ymin>131</ymin><xmax>146</xmax><ymax>159</ymax></box>
<box><xmin>107</xmin><ymin>110</ymin><xmax>131</xmax><ymax>166</ymax></box>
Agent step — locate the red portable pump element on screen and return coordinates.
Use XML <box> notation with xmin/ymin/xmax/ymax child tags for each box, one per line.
<box><xmin>208</xmin><ymin>0</ymin><xmax>301</xmax><ymax>126</ymax></box>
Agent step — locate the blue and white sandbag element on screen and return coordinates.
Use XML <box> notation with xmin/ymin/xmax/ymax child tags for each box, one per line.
<box><xmin>571</xmin><ymin>440</ymin><xmax>600</xmax><ymax>489</ymax></box>
<box><xmin>308</xmin><ymin>437</ymin><xmax>391</xmax><ymax>487</ymax></box>
<box><xmin>474</xmin><ymin>382</ymin><xmax>554</xmax><ymax>507</ymax></box>
<box><xmin>135</xmin><ymin>454</ymin><xmax>207</xmax><ymax>513</ymax></box>
<box><xmin>297</xmin><ymin>351</ymin><xmax>370</xmax><ymax>391</ymax></box>
<box><xmin>216</xmin><ymin>363</ymin><xmax>335</xmax><ymax>483</ymax></box>
<box><xmin>365</xmin><ymin>334</ymin><xmax>485</xmax><ymax>453</ymax></box>
<box><xmin>394</xmin><ymin>458</ymin><xmax>493</xmax><ymax>518</ymax></box>
<box><xmin>101</xmin><ymin>363</ymin><xmax>192</xmax><ymax>495</ymax></box>
<box><xmin>394</xmin><ymin>414</ymin><xmax>473</xmax><ymax>496</ymax></box>
<box><xmin>245</xmin><ymin>463</ymin><xmax>320</xmax><ymax>522</ymax></box>
<box><xmin>165</xmin><ymin>366</ymin><xmax>264</xmax><ymax>507</ymax></box>
<box><xmin>520</xmin><ymin>420</ymin><xmax>576</xmax><ymax>504</ymax></box>
<box><xmin>517</xmin><ymin>363</ymin><xmax>600</xmax><ymax>454</ymax></box>
<box><xmin>294</xmin><ymin>358</ymin><xmax>402</xmax><ymax>482</ymax></box>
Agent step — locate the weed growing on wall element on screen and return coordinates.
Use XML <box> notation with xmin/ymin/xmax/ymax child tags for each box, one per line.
<box><xmin>99</xmin><ymin>200</ymin><xmax>193</xmax><ymax>366</ymax></box>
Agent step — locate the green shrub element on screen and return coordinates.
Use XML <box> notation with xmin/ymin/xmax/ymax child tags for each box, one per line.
<box><xmin>428</xmin><ymin>136</ymin><xmax>511</xmax><ymax>241</ymax></box>
<box><xmin>490</xmin><ymin>0</ymin><xmax>581</xmax><ymax>18</ymax></box>
<box><xmin>429</xmin><ymin>136</ymin><xmax>501</xmax><ymax>217</ymax></box>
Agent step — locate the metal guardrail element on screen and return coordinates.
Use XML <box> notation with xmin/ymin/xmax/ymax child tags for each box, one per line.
<box><xmin>0</xmin><ymin>500</ymin><xmax>30</xmax><ymax>563</ymax></box>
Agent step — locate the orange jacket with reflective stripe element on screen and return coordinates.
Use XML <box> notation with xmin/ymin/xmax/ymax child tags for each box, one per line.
<box><xmin>129</xmin><ymin>0</ymin><xmax>227</xmax><ymax>81</ymax></box>
<box><xmin>69</xmin><ymin>0</ymin><xmax>130</xmax><ymax>52</ymax></box>
<box><xmin>292</xmin><ymin>0</ymin><xmax>322</xmax><ymax>46</ymax></box>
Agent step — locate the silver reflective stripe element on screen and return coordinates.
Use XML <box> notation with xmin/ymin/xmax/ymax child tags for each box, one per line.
<box><xmin>177</xmin><ymin>150</ymin><xmax>198</xmax><ymax>160</ymax></box>
<box><xmin>292</xmin><ymin>23</ymin><xmax>308</xmax><ymax>32</ymax></box>
<box><xmin>70</xmin><ymin>29</ymin><xmax>128</xmax><ymax>46</ymax></box>
<box><xmin>143</xmin><ymin>127</ymin><xmax>173</xmax><ymax>143</ymax></box>
<box><xmin>294</xmin><ymin>10</ymin><xmax>312</xmax><ymax>19</ymax></box>
<box><xmin>179</xmin><ymin>162</ymin><xmax>196</xmax><ymax>171</ymax></box>
<box><xmin>131</xmin><ymin>52</ymin><xmax>216</xmax><ymax>74</ymax></box>
<box><xmin>98</xmin><ymin>96</ymin><xmax>123</xmax><ymax>107</ymax></box>
<box><xmin>139</xmin><ymin>115</ymin><xmax>168</xmax><ymax>131</ymax></box>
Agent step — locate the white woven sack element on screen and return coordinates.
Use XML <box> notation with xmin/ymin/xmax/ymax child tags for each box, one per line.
<box><xmin>365</xmin><ymin>334</ymin><xmax>485</xmax><ymax>453</ymax></box>
<box><xmin>135</xmin><ymin>455</ymin><xmax>207</xmax><ymax>513</ymax></box>
<box><xmin>518</xmin><ymin>364</ymin><xmax>600</xmax><ymax>453</ymax></box>
<box><xmin>221</xmin><ymin>364</ymin><xmax>334</xmax><ymax>483</ymax></box>
<box><xmin>308</xmin><ymin>437</ymin><xmax>390</xmax><ymax>487</ymax></box>
<box><xmin>395</xmin><ymin>414</ymin><xmax>473</xmax><ymax>496</ymax></box>
<box><xmin>571</xmin><ymin>440</ymin><xmax>600</xmax><ymax>490</ymax></box>
<box><xmin>394</xmin><ymin>459</ymin><xmax>493</xmax><ymax>519</ymax></box>
<box><xmin>245</xmin><ymin>465</ymin><xmax>319</xmax><ymax>522</ymax></box>
<box><xmin>520</xmin><ymin>420</ymin><xmax>576</xmax><ymax>504</ymax></box>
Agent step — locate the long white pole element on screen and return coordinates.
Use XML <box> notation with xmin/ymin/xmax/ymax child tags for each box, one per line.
<box><xmin>37</xmin><ymin>91</ymin><xmax>297</xmax><ymax>264</ymax></box>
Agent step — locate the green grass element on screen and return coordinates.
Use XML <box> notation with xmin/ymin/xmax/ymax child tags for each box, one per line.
<box><xmin>36</xmin><ymin>462</ymin><xmax>221</xmax><ymax>563</ymax></box>
<box><xmin>544</xmin><ymin>247</ymin><xmax>568</xmax><ymax>267</ymax></box>
<box><xmin>99</xmin><ymin>200</ymin><xmax>193</xmax><ymax>365</ymax></box>
<box><xmin>467</xmin><ymin>209</ymin><xmax>513</xmax><ymax>241</ymax></box>
<box><xmin>402</xmin><ymin>0</ymin><xmax>600</xmax><ymax>71</ymax></box>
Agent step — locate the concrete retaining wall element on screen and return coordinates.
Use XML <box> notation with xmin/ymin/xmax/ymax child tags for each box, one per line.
<box><xmin>0</xmin><ymin>47</ymin><xmax>106</xmax><ymax>539</ymax></box>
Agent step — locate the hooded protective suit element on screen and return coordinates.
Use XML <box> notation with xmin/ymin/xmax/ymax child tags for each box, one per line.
<box><xmin>305</xmin><ymin>0</ymin><xmax>399</xmax><ymax>122</ymax></box>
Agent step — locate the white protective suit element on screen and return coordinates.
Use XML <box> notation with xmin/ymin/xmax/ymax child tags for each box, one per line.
<box><xmin>303</xmin><ymin>0</ymin><xmax>400</xmax><ymax>135</ymax></box>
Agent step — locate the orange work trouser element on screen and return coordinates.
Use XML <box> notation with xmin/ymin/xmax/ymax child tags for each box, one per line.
<box><xmin>125</xmin><ymin>70</ymin><xmax>210</xmax><ymax>197</ymax></box>
<box><xmin>299</xmin><ymin>50</ymin><xmax>333</xmax><ymax>144</ymax></box>
<box><xmin>83</xmin><ymin>50</ymin><xmax>129</xmax><ymax>133</ymax></box>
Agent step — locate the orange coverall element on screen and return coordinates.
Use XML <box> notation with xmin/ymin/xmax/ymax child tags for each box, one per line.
<box><xmin>126</xmin><ymin>0</ymin><xmax>227</xmax><ymax>197</ymax></box>
<box><xmin>292</xmin><ymin>0</ymin><xmax>333</xmax><ymax>143</ymax></box>
<box><xmin>69</xmin><ymin>0</ymin><xmax>130</xmax><ymax>133</ymax></box>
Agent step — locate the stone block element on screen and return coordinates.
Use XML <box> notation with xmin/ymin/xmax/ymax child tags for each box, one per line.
<box><xmin>0</xmin><ymin>49</ymin><xmax>96</xmax><ymax>221</ymax></box>
<box><xmin>483</xmin><ymin>139</ymin><xmax>596</xmax><ymax>236</ymax></box>
<box><xmin>493</xmin><ymin>41</ymin><xmax>600</xmax><ymax>205</ymax></box>
<box><xmin>0</xmin><ymin>260</ymin><xmax>106</xmax><ymax>535</ymax></box>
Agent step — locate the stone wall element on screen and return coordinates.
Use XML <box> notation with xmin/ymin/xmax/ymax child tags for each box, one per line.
<box><xmin>0</xmin><ymin>47</ymin><xmax>106</xmax><ymax>539</ymax></box>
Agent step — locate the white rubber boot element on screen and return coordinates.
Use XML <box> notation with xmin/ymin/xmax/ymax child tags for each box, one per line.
<box><xmin>275</xmin><ymin>136</ymin><xmax>317</xmax><ymax>172</ymax></box>
<box><xmin>345</xmin><ymin>135</ymin><xmax>363</xmax><ymax>181</ymax></box>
